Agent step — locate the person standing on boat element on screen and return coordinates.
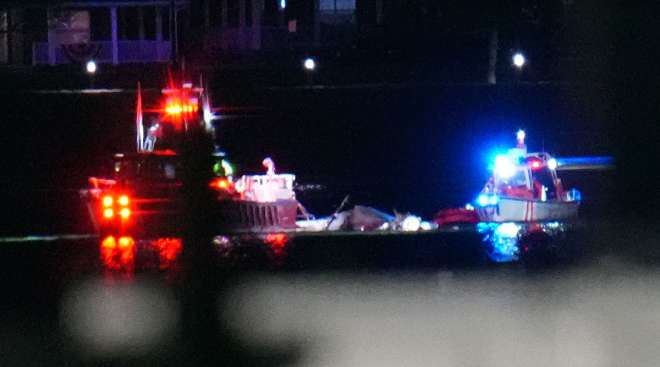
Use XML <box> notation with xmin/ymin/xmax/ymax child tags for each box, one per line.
<box><xmin>263</xmin><ymin>157</ymin><xmax>276</xmax><ymax>175</ymax></box>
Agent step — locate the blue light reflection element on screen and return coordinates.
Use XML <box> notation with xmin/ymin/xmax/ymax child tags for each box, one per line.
<box><xmin>478</xmin><ymin>222</ymin><xmax>520</xmax><ymax>262</ymax></box>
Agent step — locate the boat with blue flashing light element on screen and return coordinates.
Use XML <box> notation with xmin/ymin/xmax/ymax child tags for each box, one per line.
<box><xmin>474</xmin><ymin>130</ymin><xmax>581</xmax><ymax>223</ymax></box>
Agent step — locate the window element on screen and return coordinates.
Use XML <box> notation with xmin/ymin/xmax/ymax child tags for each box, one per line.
<box><xmin>90</xmin><ymin>8</ymin><xmax>110</xmax><ymax>41</ymax></box>
<box><xmin>496</xmin><ymin>167</ymin><xmax>529</xmax><ymax>188</ymax></box>
<box><xmin>532</xmin><ymin>168</ymin><xmax>557</xmax><ymax>199</ymax></box>
<box><xmin>320</xmin><ymin>0</ymin><xmax>356</xmax><ymax>12</ymax></box>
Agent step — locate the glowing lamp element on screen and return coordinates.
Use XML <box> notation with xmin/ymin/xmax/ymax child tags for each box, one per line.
<box><xmin>102</xmin><ymin>195</ymin><xmax>113</xmax><ymax>208</ymax></box>
<box><xmin>119</xmin><ymin>208</ymin><xmax>131</xmax><ymax>219</ymax></box>
<box><xmin>86</xmin><ymin>60</ymin><xmax>97</xmax><ymax>74</ymax></box>
<box><xmin>210</xmin><ymin>177</ymin><xmax>234</xmax><ymax>192</ymax></box>
<box><xmin>513</xmin><ymin>53</ymin><xmax>526</xmax><ymax>68</ymax></box>
<box><xmin>477</xmin><ymin>194</ymin><xmax>489</xmax><ymax>207</ymax></box>
<box><xmin>531</xmin><ymin>160</ymin><xmax>541</xmax><ymax>170</ymax></box>
<box><xmin>489</xmin><ymin>195</ymin><xmax>499</xmax><ymax>205</ymax></box>
<box><xmin>494</xmin><ymin>154</ymin><xmax>516</xmax><ymax>178</ymax></box>
<box><xmin>166</xmin><ymin>104</ymin><xmax>183</xmax><ymax>115</ymax></box>
<box><xmin>118</xmin><ymin>195</ymin><xmax>129</xmax><ymax>206</ymax></box>
<box><xmin>303</xmin><ymin>58</ymin><xmax>316</xmax><ymax>71</ymax></box>
<box><xmin>547</xmin><ymin>158</ymin><xmax>558</xmax><ymax>170</ymax></box>
<box><xmin>516</xmin><ymin>129</ymin><xmax>525</xmax><ymax>142</ymax></box>
<box><xmin>103</xmin><ymin>208</ymin><xmax>114</xmax><ymax>219</ymax></box>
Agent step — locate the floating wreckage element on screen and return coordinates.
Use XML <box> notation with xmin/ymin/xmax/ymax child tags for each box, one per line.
<box><xmin>296</xmin><ymin>203</ymin><xmax>434</xmax><ymax>233</ymax></box>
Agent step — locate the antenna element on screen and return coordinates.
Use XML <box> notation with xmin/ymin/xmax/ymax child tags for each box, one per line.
<box><xmin>136</xmin><ymin>81</ymin><xmax>144</xmax><ymax>152</ymax></box>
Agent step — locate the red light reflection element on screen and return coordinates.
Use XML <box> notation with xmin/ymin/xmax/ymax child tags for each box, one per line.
<box><xmin>264</xmin><ymin>233</ymin><xmax>289</xmax><ymax>261</ymax></box>
<box><xmin>152</xmin><ymin>238</ymin><xmax>183</xmax><ymax>270</ymax></box>
<box><xmin>100</xmin><ymin>236</ymin><xmax>135</xmax><ymax>272</ymax></box>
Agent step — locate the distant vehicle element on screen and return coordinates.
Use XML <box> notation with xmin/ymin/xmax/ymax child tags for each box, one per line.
<box><xmin>474</xmin><ymin>130</ymin><xmax>581</xmax><ymax>222</ymax></box>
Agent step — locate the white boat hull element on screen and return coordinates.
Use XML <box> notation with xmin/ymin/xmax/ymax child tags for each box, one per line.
<box><xmin>476</xmin><ymin>197</ymin><xmax>579</xmax><ymax>222</ymax></box>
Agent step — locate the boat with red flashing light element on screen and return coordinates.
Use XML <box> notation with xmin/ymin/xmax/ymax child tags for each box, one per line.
<box><xmin>81</xmin><ymin>76</ymin><xmax>306</xmax><ymax>235</ymax></box>
<box><xmin>210</xmin><ymin>157</ymin><xmax>302</xmax><ymax>233</ymax></box>
<box><xmin>81</xmin><ymin>150</ymin><xmax>184</xmax><ymax>235</ymax></box>
<box><xmin>473</xmin><ymin>130</ymin><xmax>581</xmax><ymax>222</ymax></box>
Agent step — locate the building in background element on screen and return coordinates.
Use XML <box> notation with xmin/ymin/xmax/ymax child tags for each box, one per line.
<box><xmin>188</xmin><ymin>0</ymin><xmax>356</xmax><ymax>54</ymax></box>
<box><xmin>0</xmin><ymin>0</ymin><xmax>358</xmax><ymax>65</ymax></box>
<box><xmin>0</xmin><ymin>0</ymin><xmax>182</xmax><ymax>66</ymax></box>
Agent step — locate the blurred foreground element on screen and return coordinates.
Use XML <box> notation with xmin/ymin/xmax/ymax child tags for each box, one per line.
<box><xmin>1</xmin><ymin>221</ymin><xmax>659</xmax><ymax>366</ymax></box>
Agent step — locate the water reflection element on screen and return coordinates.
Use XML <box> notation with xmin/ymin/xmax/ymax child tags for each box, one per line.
<box><xmin>263</xmin><ymin>233</ymin><xmax>290</xmax><ymax>265</ymax></box>
<box><xmin>99</xmin><ymin>225</ymin><xmax>579</xmax><ymax>275</ymax></box>
<box><xmin>99</xmin><ymin>236</ymin><xmax>183</xmax><ymax>276</ymax></box>
<box><xmin>211</xmin><ymin>233</ymin><xmax>290</xmax><ymax>270</ymax></box>
<box><xmin>478</xmin><ymin>221</ymin><xmax>575</xmax><ymax>263</ymax></box>
<box><xmin>152</xmin><ymin>238</ymin><xmax>183</xmax><ymax>270</ymax></box>
<box><xmin>100</xmin><ymin>236</ymin><xmax>135</xmax><ymax>274</ymax></box>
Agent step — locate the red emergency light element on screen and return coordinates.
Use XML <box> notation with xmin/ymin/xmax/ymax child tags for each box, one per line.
<box><xmin>100</xmin><ymin>193</ymin><xmax>132</xmax><ymax>221</ymax></box>
<box><xmin>210</xmin><ymin>177</ymin><xmax>235</xmax><ymax>192</ymax></box>
<box><xmin>527</xmin><ymin>157</ymin><xmax>543</xmax><ymax>170</ymax></box>
<box><xmin>164</xmin><ymin>96</ymin><xmax>199</xmax><ymax>116</ymax></box>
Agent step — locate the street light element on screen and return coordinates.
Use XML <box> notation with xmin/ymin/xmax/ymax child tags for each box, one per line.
<box><xmin>512</xmin><ymin>52</ymin><xmax>526</xmax><ymax>69</ymax></box>
<box><xmin>303</xmin><ymin>57</ymin><xmax>316</xmax><ymax>71</ymax></box>
<box><xmin>86</xmin><ymin>60</ymin><xmax>97</xmax><ymax>74</ymax></box>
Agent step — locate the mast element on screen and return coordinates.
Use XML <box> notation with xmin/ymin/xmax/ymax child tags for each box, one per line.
<box><xmin>136</xmin><ymin>82</ymin><xmax>144</xmax><ymax>152</ymax></box>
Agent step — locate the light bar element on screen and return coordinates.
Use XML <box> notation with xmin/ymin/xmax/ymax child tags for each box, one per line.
<box><xmin>494</xmin><ymin>155</ymin><xmax>516</xmax><ymax>178</ymax></box>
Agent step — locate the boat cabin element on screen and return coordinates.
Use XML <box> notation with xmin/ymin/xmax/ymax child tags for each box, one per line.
<box><xmin>488</xmin><ymin>151</ymin><xmax>565</xmax><ymax>202</ymax></box>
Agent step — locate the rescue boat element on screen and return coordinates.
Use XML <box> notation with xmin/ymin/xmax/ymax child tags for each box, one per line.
<box><xmin>474</xmin><ymin>130</ymin><xmax>581</xmax><ymax>222</ymax></box>
<box><xmin>81</xmin><ymin>76</ymin><xmax>305</xmax><ymax>235</ymax></box>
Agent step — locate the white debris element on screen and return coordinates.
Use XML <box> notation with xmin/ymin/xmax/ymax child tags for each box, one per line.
<box><xmin>420</xmin><ymin>221</ymin><xmax>433</xmax><ymax>231</ymax></box>
<box><xmin>400</xmin><ymin>215</ymin><xmax>422</xmax><ymax>231</ymax></box>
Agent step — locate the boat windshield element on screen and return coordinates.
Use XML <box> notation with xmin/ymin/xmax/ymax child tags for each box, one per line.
<box><xmin>496</xmin><ymin>167</ymin><xmax>529</xmax><ymax>188</ymax></box>
<box><xmin>532</xmin><ymin>167</ymin><xmax>557</xmax><ymax>199</ymax></box>
<box><xmin>113</xmin><ymin>156</ymin><xmax>180</xmax><ymax>182</ymax></box>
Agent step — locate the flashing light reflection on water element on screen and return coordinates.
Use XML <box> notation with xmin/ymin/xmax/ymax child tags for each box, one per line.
<box><xmin>496</xmin><ymin>222</ymin><xmax>521</xmax><ymax>238</ymax></box>
<box><xmin>477</xmin><ymin>222</ymin><xmax>521</xmax><ymax>262</ymax></box>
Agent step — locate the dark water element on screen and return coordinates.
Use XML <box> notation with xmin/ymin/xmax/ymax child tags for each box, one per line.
<box><xmin>2</xmin><ymin>221</ymin><xmax>660</xmax><ymax>366</ymax></box>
